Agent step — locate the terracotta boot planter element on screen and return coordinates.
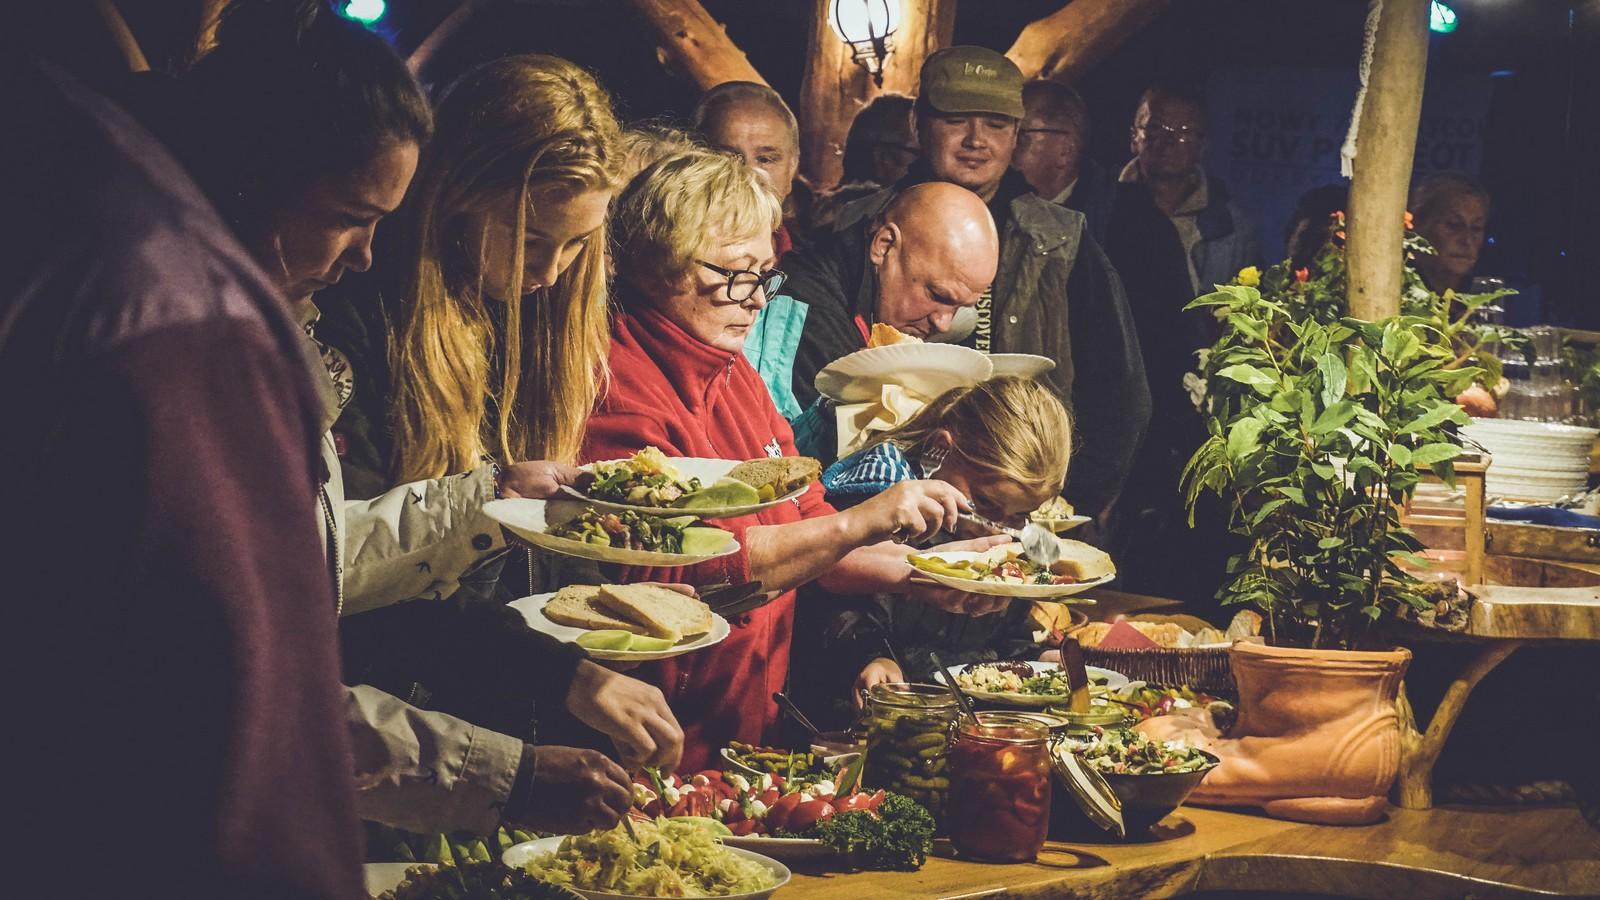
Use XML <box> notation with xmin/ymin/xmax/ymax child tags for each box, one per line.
<box><xmin>1138</xmin><ymin>641</ymin><xmax>1411</xmax><ymax>825</ymax></box>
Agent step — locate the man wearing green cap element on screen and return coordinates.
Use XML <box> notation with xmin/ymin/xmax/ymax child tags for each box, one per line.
<box><xmin>756</xmin><ymin>46</ymin><xmax>1149</xmax><ymax>523</ymax></box>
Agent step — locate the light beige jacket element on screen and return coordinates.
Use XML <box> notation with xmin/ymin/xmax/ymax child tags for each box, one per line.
<box><xmin>306</xmin><ymin>328</ymin><xmax>526</xmax><ymax>835</ymax></box>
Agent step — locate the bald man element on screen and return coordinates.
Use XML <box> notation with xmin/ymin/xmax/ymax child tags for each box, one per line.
<box><xmin>742</xmin><ymin>182</ymin><xmax>998</xmax><ymax>426</ymax></box>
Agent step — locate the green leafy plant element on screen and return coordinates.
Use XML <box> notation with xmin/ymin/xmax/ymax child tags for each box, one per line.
<box><xmin>1184</xmin><ymin>222</ymin><xmax>1501</xmax><ymax>650</ymax></box>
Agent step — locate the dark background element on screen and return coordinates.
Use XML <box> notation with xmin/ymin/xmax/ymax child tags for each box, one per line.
<box><xmin>378</xmin><ymin>0</ymin><xmax>1599</xmax><ymax>328</ymax></box>
<box><xmin>51</xmin><ymin>0</ymin><xmax>1600</xmax><ymax>326</ymax></box>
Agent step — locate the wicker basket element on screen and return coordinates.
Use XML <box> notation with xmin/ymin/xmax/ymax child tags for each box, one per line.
<box><xmin>1084</xmin><ymin>645</ymin><xmax>1236</xmax><ymax>694</ymax></box>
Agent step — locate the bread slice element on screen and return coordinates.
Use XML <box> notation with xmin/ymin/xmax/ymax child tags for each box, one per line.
<box><xmin>596</xmin><ymin>584</ymin><xmax>713</xmax><ymax>643</ymax></box>
<box><xmin>543</xmin><ymin>585</ymin><xmax>646</xmax><ymax>634</ymax></box>
<box><xmin>1048</xmin><ymin>540</ymin><xmax>1116</xmax><ymax>581</ymax></box>
<box><xmin>727</xmin><ymin>457</ymin><xmax>821</xmax><ymax>497</ymax></box>
<box><xmin>868</xmin><ymin>322</ymin><xmax>920</xmax><ymax>348</ymax></box>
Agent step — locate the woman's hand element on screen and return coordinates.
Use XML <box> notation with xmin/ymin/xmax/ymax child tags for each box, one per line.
<box><xmin>853</xmin><ymin>657</ymin><xmax>903</xmax><ymax>708</ymax></box>
<box><xmin>564</xmin><ymin>661</ymin><xmax>684</xmax><ymax>770</ymax></box>
<box><xmin>497</xmin><ymin>460</ymin><xmax>582</xmax><ymax>500</ymax></box>
<box><xmin>842</xmin><ymin>479</ymin><xmax>972</xmax><ymax>546</ymax></box>
<box><xmin>506</xmin><ymin>745</ymin><xmax>633</xmax><ymax>834</ymax></box>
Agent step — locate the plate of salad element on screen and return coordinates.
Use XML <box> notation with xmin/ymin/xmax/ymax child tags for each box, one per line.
<box><xmin>563</xmin><ymin>447</ymin><xmax>816</xmax><ymax>519</ymax></box>
<box><xmin>484</xmin><ymin>499</ymin><xmax>739</xmax><ymax>567</ymax></box>
<box><xmin>907</xmin><ymin>548</ymin><xmax>1113</xmax><ymax>599</ymax></box>
<box><xmin>505</xmin><ymin>818</ymin><xmax>789</xmax><ymax>899</ymax></box>
<box><xmin>625</xmin><ymin>765</ymin><xmax>935</xmax><ymax>870</ymax></box>
<box><xmin>932</xmin><ymin>660</ymin><xmax>1129</xmax><ymax>708</ymax></box>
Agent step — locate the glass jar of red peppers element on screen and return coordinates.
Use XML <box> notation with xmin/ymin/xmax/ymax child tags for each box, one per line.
<box><xmin>947</xmin><ymin>712</ymin><xmax>1052</xmax><ymax>862</ymax></box>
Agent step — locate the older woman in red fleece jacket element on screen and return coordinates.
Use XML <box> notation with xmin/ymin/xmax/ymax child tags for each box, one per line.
<box><xmin>585</xmin><ymin>149</ymin><xmax>1008</xmax><ymax>769</ymax></box>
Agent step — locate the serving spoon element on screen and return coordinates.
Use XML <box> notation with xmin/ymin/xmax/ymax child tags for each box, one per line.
<box><xmin>957</xmin><ymin>512</ymin><xmax>1062</xmax><ymax>567</ymax></box>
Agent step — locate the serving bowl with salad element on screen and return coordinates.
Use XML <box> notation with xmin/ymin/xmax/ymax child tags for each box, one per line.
<box><xmin>1050</xmin><ymin>727</ymin><xmax>1218</xmax><ymax>836</ymax></box>
<box><xmin>931</xmin><ymin>660</ymin><xmax>1129</xmax><ymax>708</ymax></box>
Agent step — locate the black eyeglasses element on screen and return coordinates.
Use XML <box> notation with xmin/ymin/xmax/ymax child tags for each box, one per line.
<box><xmin>698</xmin><ymin>260</ymin><xmax>786</xmax><ymax>303</ymax></box>
<box><xmin>1135</xmin><ymin>123</ymin><xmax>1203</xmax><ymax>146</ymax></box>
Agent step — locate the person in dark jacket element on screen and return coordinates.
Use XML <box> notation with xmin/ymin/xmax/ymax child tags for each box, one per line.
<box><xmin>761</xmin><ymin>47</ymin><xmax>1149</xmax><ymax>520</ymax></box>
<box><xmin>1015</xmin><ymin>80</ymin><xmax>1114</xmax><ymax>247</ymax></box>
<box><xmin>1120</xmin><ymin>83</ymin><xmax>1261</xmax><ymax>296</ymax></box>
<box><xmin>1</xmin><ymin>59</ymin><xmax>362</xmax><ymax>900</ymax></box>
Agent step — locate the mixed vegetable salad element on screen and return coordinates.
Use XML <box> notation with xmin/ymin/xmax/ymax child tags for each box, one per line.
<box><xmin>1058</xmin><ymin>727</ymin><xmax>1215</xmax><ymax>776</ymax></box>
<box><xmin>633</xmin><ymin>763</ymin><xmax>935</xmax><ymax>870</ymax></box>
<box><xmin>910</xmin><ymin>553</ymin><xmax>1079</xmax><ymax>586</ymax></box>
<box><xmin>548</xmin><ymin>509</ymin><xmax>690</xmax><ymax>552</ymax></box>
<box><xmin>955</xmin><ymin>661</ymin><xmax>1106</xmax><ymax>697</ymax></box>
<box><xmin>584</xmin><ymin>447</ymin><xmax>703</xmax><ymax>507</ymax></box>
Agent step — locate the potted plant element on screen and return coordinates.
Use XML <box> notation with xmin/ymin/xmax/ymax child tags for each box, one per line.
<box><xmin>1141</xmin><ymin>215</ymin><xmax>1509</xmax><ymax>824</ymax></box>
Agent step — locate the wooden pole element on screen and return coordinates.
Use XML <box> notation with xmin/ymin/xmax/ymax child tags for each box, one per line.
<box><xmin>1345</xmin><ymin>0</ymin><xmax>1430</xmax><ymax>321</ymax></box>
<box><xmin>1005</xmin><ymin>0</ymin><xmax>1167</xmax><ymax>84</ymax></box>
<box><xmin>95</xmin><ymin>0</ymin><xmax>150</xmax><ymax>72</ymax></box>
<box><xmin>193</xmin><ymin>0</ymin><xmax>228</xmax><ymax>62</ymax></box>
<box><xmin>626</xmin><ymin>0</ymin><xmax>766</xmax><ymax>90</ymax></box>
<box><xmin>798</xmin><ymin>0</ymin><xmax>952</xmax><ymax>189</ymax></box>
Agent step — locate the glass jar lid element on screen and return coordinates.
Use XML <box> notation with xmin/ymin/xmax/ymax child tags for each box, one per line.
<box><xmin>868</xmin><ymin>682</ymin><xmax>960</xmax><ymax>711</ymax></box>
<box><xmin>960</xmin><ymin>711</ymin><xmax>1048</xmax><ymax>744</ymax></box>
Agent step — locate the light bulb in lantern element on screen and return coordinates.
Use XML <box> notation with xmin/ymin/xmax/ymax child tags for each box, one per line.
<box><xmin>828</xmin><ymin>0</ymin><xmax>902</xmax><ymax>86</ymax></box>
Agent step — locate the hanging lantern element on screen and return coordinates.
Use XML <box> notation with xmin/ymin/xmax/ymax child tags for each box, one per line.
<box><xmin>828</xmin><ymin>0</ymin><xmax>902</xmax><ymax>87</ymax></box>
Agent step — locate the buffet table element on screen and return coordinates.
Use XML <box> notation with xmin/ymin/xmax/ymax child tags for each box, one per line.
<box><xmin>777</xmin><ymin>805</ymin><xmax>1600</xmax><ymax>899</ymax></box>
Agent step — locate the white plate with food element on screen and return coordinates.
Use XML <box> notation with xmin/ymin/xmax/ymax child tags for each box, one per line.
<box><xmin>563</xmin><ymin>448</ymin><xmax>819</xmax><ymax>519</ymax></box>
<box><xmin>512</xmin><ymin>585</ymin><xmax>731</xmax><ymax>662</ymax></box>
<box><xmin>932</xmin><ymin>660</ymin><xmax>1129</xmax><ymax>708</ymax></box>
<box><xmin>485</xmin><ymin>499</ymin><xmax>739</xmax><ymax>568</ymax></box>
<box><xmin>504</xmin><ymin>820</ymin><xmax>790</xmax><ymax>900</ymax></box>
<box><xmin>988</xmin><ymin>353</ymin><xmax>1056</xmax><ymax>379</ymax></box>
<box><xmin>1030</xmin><ymin>496</ymin><xmax>1090</xmax><ymax>533</ymax></box>
<box><xmin>908</xmin><ymin>541</ymin><xmax>1115</xmax><ymax>599</ymax></box>
<box><xmin>815</xmin><ymin>343</ymin><xmax>992</xmax><ymax>403</ymax></box>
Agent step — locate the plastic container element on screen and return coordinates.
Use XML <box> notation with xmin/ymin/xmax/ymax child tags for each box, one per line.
<box><xmin>862</xmin><ymin>683</ymin><xmax>959</xmax><ymax>824</ymax></box>
<box><xmin>947</xmin><ymin>713</ymin><xmax>1052</xmax><ymax>862</ymax></box>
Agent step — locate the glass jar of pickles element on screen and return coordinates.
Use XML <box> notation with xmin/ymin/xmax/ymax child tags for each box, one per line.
<box><xmin>947</xmin><ymin>712</ymin><xmax>1052</xmax><ymax>862</ymax></box>
<box><xmin>863</xmin><ymin>683</ymin><xmax>959</xmax><ymax>824</ymax></box>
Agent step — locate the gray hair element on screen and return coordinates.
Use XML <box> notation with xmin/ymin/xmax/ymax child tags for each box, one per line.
<box><xmin>1409</xmin><ymin>172</ymin><xmax>1491</xmax><ymax>223</ymax></box>
<box><xmin>693</xmin><ymin>81</ymin><xmax>799</xmax><ymax>150</ymax></box>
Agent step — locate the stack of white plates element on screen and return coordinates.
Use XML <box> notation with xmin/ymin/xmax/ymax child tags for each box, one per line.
<box><xmin>1461</xmin><ymin>417</ymin><xmax>1598</xmax><ymax>502</ymax></box>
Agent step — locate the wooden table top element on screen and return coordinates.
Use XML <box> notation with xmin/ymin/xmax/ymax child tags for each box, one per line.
<box><xmin>777</xmin><ymin>804</ymin><xmax>1600</xmax><ymax>899</ymax></box>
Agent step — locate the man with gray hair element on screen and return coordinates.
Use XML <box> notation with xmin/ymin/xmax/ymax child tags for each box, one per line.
<box><xmin>694</xmin><ymin>81</ymin><xmax>805</xmax><ymax>251</ymax></box>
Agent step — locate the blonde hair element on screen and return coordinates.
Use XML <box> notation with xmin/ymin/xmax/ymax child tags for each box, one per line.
<box><xmin>872</xmin><ymin>376</ymin><xmax>1073</xmax><ymax>494</ymax></box>
<box><xmin>610</xmin><ymin>148</ymin><xmax>782</xmax><ymax>294</ymax></box>
<box><xmin>391</xmin><ymin>54</ymin><xmax>622</xmax><ymax>479</ymax></box>
<box><xmin>617</xmin><ymin>123</ymin><xmax>701</xmax><ymax>185</ymax></box>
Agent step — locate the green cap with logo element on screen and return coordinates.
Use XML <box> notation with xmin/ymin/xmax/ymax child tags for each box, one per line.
<box><xmin>919</xmin><ymin>46</ymin><xmax>1025</xmax><ymax>119</ymax></box>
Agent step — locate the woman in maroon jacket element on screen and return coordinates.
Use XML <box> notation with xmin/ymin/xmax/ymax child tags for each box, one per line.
<box><xmin>587</xmin><ymin>149</ymin><xmax>1009</xmax><ymax>768</ymax></box>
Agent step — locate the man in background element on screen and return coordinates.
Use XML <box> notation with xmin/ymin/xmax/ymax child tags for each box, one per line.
<box><xmin>1014</xmin><ymin>80</ymin><xmax>1112</xmax><ymax>245</ymax></box>
<box><xmin>1121</xmin><ymin>83</ymin><xmax>1260</xmax><ymax>296</ymax></box>
<box><xmin>695</xmin><ymin>81</ymin><xmax>808</xmax><ymax>254</ymax></box>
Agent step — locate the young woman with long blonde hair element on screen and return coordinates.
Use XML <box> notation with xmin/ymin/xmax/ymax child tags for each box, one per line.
<box><xmin>389</xmin><ymin>53</ymin><xmax>620</xmax><ymax>480</ymax></box>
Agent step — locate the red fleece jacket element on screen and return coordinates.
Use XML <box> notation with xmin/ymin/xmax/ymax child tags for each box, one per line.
<box><xmin>584</xmin><ymin>305</ymin><xmax>835</xmax><ymax>770</ymax></box>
